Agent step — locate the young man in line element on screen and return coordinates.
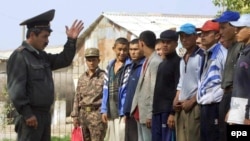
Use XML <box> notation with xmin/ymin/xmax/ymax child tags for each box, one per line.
<box><xmin>101</xmin><ymin>37</ymin><xmax>131</xmax><ymax>141</ymax></box>
<box><xmin>196</xmin><ymin>20</ymin><xmax>227</xmax><ymax>141</ymax></box>
<box><xmin>152</xmin><ymin>29</ymin><xmax>180</xmax><ymax>141</ymax></box>
<box><xmin>123</xmin><ymin>39</ymin><xmax>145</xmax><ymax>141</ymax></box>
<box><xmin>130</xmin><ymin>30</ymin><xmax>162</xmax><ymax>141</ymax></box>
<box><xmin>173</xmin><ymin>23</ymin><xmax>202</xmax><ymax>141</ymax></box>
<box><xmin>227</xmin><ymin>14</ymin><xmax>250</xmax><ymax>125</ymax></box>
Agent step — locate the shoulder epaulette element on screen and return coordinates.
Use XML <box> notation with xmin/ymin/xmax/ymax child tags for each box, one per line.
<box><xmin>16</xmin><ymin>46</ymin><xmax>25</xmax><ymax>52</ymax></box>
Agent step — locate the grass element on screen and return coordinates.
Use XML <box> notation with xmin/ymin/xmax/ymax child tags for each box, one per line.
<box><xmin>51</xmin><ymin>135</ymin><xmax>70</xmax><ymax>141</ymax></box>
<box><xmin>2</xmin><ymin>135</ymin><xmax>70</xmax><ymax>141</ymax></box>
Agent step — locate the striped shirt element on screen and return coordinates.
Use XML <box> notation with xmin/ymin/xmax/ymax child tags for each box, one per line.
<box><xmin>197</xmin><ymin>43</ymin><xmax>227</xmax><ymax>104</ymax></box>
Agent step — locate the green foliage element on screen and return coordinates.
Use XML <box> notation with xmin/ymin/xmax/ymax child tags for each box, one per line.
<box><xmin>1</xmin><ymin>84</ymin><xmax>15</xmax><ymax>126</ymax></box>
<box><xmin>51</xmin><ymin>135</ymin><xmax>70</xmax><ymax>141</ymax></box>
<box><xmin>212</xmin><ymin>0</ymin><xmax>250</xmax><ymax>14</ymax></box>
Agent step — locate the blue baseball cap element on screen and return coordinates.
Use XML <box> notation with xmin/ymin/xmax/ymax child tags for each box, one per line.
<box><xmin>177</xmin><ymin>23</ymin><xmax>196</xmax><ymax>34</ymax></box>
<box><xmin>212</xmin><ymin>10</ymin><xmax>240</xmax><ymax>23</ymax></box>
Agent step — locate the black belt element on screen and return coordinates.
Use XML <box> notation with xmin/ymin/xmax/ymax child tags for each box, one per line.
<box><xmin>81</xmin><ymin>106</ymin><xmax>99</xmax><ymax>112</ymax></box>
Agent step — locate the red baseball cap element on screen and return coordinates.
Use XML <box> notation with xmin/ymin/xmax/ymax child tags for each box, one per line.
<box><xmin>196</xmin><ymin>20</ymin><xmax>219</xmax><ymax>32</ymax></box>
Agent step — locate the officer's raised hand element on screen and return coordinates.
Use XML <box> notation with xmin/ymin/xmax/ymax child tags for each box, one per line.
<box><xmin>66</xmin><ymin>20</ymin><xmax>84</xmax><ymax>39</ymax></box>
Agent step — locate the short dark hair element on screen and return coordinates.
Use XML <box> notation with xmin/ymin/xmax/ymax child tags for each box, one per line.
<box><xmin>139</xmin><ymin>30</ymin><xmax>156</xmax><ymax>49</ymax></box>
<box><xmin>155</xmin><ymin>39</ymin><xmax>163</xmax><ymax>45</ymax></box>
<box><xmin>114</xmin><ymin>37</ymin><xmax>129</xmax><ymax>48</ymax></box>
<box><xmin>26</xmin><ymin>27</ymin><xmax>52</xmax><ymax>39</ymax></box>
<box><xmin>130</xmin><ymin>38</ymin><xmax>139</xmax><ymax>44</ymax></box>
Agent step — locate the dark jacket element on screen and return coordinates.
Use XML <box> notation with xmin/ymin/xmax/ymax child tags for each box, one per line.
<box><xmin>232</xmin><ymin>45</ymin><xmax>250</xmax><ymax>119</ymax></box>
<box><xmin>153</xmin><ymin>51</ymin><xmax>180</xmax><ymax>114</ymax></box>
<box><xmin>7</xmin><ymin>39</ymin><xmax>76</xmax><ymax>119</ymax></box>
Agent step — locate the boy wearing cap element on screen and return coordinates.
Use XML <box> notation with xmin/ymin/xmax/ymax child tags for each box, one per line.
<box><xmin>152</xmin><ymin>29</ymin><xmax>180</xmax><ymax>141</ymax></box>
<box><xmin>173</xmin><ymin>23</ymin><xmax>202</xmax><ymax>141</ymax></box>
<box><xmin>7</xmin><ymin>9</ymin><xmax>84</xmax><ymax>141</ymax></box>
<box><xmin>101</xmin><ymin>37</ymin><xmax>130</xmax><ymax>141</ymax></box>
<box><xmin>196</xmin><ymin>20</ymin><xmax>227</xmax><ymax>141</ymax></box>
<box><xmin>226</xmin><ymin>14</ymin><xmax>250</xmax><ymax>125</ymax></box>
<box><xmin>71</xmin><ymin>48</ymin><xmax>107</xmax><ymax>141</ymax></box>
<box><xmin>212</xmin><ymin>10</ymin><xmax>244</xmax><ymax>141</ymax></box>
<box><xmin>130</xmin><ymin>30</ymin><xmax>162</xmax><ymax>141</ymax></box>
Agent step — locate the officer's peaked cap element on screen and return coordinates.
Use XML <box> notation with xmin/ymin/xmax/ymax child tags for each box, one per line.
<box><xmin>20</xmin><ymin>9</ymin><xmax>55</xmax><ymax>30</ymax></box>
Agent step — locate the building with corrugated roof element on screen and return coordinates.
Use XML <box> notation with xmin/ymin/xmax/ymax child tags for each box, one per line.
<box><xmin>74</xmin><ymin>12</ymin><xmax>214</xmax><ymax>77</ymax></box>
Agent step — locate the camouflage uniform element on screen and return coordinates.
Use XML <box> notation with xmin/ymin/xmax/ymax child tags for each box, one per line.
<box><xmin>71</xmin><ymin>68</ymin><xmax>107</xmax><ymax>141</ymax></box>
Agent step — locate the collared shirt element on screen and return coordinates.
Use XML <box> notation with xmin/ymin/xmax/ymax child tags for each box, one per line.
<box><xmin>221</xmin><ymin>42</ymin><xmax>244</xmax><ymax>89</ymax></box>
<box><xmin>177</xmin><ymin>47</ymin><xmax>202</xmax><ymax>101</ymax></box>
<box><xmin>108</xmin><ymin>64</ymin><xmax>124</xmax><ymax>119</ymax></box>
<box><xmin>71</xmin><ymin>68</ymin><xmax>105</xmax><ymax>117</ymax></box>
<box><xmin>197</xmin><ymin>43</ymin><xmax>227</xmax><ymax>104</ymax></box>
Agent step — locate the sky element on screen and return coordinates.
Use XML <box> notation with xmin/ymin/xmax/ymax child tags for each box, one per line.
<box><xmin>0</xmin><ymin>0</ymin><xmax>220</xmax><ymax>51</ymax></box>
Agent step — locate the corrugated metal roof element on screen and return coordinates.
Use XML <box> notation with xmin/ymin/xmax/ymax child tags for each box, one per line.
<box><xmin>102</xmin><ymin>12</ymin><xmax>214</xmax><ymax>38</ymax></box>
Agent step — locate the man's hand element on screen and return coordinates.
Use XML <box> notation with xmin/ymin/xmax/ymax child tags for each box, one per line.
<box><xmin>173</xmin><ymin>91</ymin><xmax>182</xmax><ymax>112</ymax></box>
<box><xmin>173</xmin><ymin>100</ymin><xmax>182</xmax><ymax>112</ymax></box>
<box><xmin>73</xmin><ymin>118</ymin><xmax>79</xmax><ymax>128</ymax></box>
<box><xmin>244</xmin><ymin>119</ymin><xmax>250</xmax><ymax>125</ymax></box>
<box><xmin>102</xmin><ymin>113</ymin><xmax>108</xmax><ymax>123</ymax></box>
<box><xmin>25</xmin><ymin>115</ymin><xmax>38</xmax><ymax>129</ymax></box>
<box><xmin>66</xmin><ymin>20</ymin><xmax>84</xmax><ymax>39</ymax></box>
<box><xmin>182</xmin><ymin>99</ymin><xmax>195</xmax><ymax>112</ymax></box>
<box><xmin>146</xmin><ymin>119</ymin><xmax>151</xmax><ymax>128</ymax></box>
<box><xmin>167</xmin><ymin>114</ymin><xmax>175</xmax><ymax>129</ymax></box>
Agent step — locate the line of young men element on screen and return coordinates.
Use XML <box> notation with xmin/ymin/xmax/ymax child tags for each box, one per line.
<box><xmin>71</xmin><ymin>10</ymin><xmax>250</xmax><ymax>141</ymax></box>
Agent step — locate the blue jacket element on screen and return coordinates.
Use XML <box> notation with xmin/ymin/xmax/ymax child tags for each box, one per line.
<box><xmin>101</xmin><ymin>58</ymin><xmax>131</xmax><ymax>116</ymax></box>
<box><xmin>123</xmin><ymin>58</ymin><xmax>145</xmax><ymax>116</ymax></box>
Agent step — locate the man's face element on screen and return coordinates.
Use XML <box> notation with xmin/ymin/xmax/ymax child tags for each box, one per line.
<box><xmin>155</xmin><ymin>42</ymin><xmax>163</xmax><ymax>56</ymax></box>
<box><xmin>161</xmin><ymin>40</ymin><xmax>177</xmax><ymax>55</ymax></box>
<box><xmin>201</xmin><ymin>30</ymin><xmax>220</xmax><ymax>49</ymax></box>
<box><xmin>236</xmin><ymin>27</ymin><xmax>250</xmax><ymax>43</ymax></box>
<box><xmin>31</xmin><ymin>30</ymin><xmax>50</xmax><ymax>51</ymax></box>
<box><xmin>113</xmin><ymin>43</ymin><xmax>129</xmax><ymax>62</ymax></box>
<box><xmin>129</xmin><ymin>43</ymin><xmax>144</xmax><ymax>61</ymax></box>
<box><xmin>85</xmin><ymin>57</ymin><xmax>100</xmax><ymax>71</ymax></box>
<box><xmin>179</xmin><ymin>32</ymin><xmax>197</xmax><ymax>50</ymax></box>
<box><xmin>219</xmin><ymin>22</ymin><xmax>237</xmax><ymax>41</ymax></box>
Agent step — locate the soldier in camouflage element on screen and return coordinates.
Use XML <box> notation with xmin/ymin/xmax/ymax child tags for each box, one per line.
<box><xmin>71</xmin><ymin>48</ymin><xmax>107</xmax><ymax>141</ymax></box>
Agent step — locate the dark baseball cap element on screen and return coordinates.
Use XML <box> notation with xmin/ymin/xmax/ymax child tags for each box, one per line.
<box><xmin>160</xmin><ymin>30</ymin><xmax>178</xmax><ymax>41</ymax></box>
<box><xmin>212</xmin><ymin>10</ymin><xmax>240</xmax><ymax>23</ymax></box>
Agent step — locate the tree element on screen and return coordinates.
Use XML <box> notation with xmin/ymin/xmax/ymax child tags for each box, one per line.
<box><xmin>212</xmin><ymin>0</ymin><xmax>250</xmax><ymax>14</ymax></box>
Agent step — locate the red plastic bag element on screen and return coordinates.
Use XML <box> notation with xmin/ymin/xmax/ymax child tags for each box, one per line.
<box><xmin>71</xmin><ymin>126</ymin><xmax>84</xmax><ymax>141</ymax></box>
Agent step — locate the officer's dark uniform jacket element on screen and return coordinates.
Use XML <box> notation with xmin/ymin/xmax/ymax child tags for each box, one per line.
<box><xmin>7</xmin><ymin>38</ymin><xmax>76</xmax><ymax>119</ymax></box>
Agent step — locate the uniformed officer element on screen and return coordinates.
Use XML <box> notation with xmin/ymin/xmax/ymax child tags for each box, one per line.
<box><xmin>71</xmin><ymin>48</ymin><xmax>107</xmax><ymax>141</ymax></box>
<box><xmin>7</xmin><ymin>9</ymin><xmax>84</xmax><ymax>141</ymax></box>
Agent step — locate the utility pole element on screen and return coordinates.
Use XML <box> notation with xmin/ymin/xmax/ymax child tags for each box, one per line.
<box><xmin>22</xmin><ymin>25</ymin><xmax>25</xmax><ymax>41</ymax></box>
